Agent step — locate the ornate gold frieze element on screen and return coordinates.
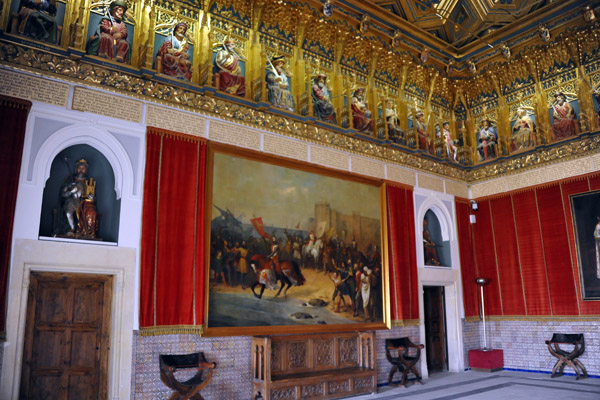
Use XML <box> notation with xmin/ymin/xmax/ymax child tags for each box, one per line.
<box><xmin>2</xmin><ymin>39</ymin><xmax>600</xmax><ymax>184</ymax></box>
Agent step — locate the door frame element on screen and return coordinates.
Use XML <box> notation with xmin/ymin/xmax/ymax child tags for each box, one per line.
<box><xmin>423</xmin><ymin>285</ymin><xmax>449</xmax><ymax>372</ymax></box>
<box><xmin>1</xmin><ymin>239</ymin><xmax>136</xmax><ymax>400</ymax></box>
<box><xmin>418</xmin><ymin>267</ymin><xmax>465</xmax><ymax>379</ymax></box>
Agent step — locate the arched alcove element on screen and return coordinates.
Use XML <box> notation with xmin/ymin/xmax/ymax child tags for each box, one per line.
<box><xmin>39</xmin><ymin>144</ymin><xmax>121</xmax><ymax>242</ymax></box>
<box><xmin>423</xmin><ymin>209</ymin><xmax>451</xmax><ymax>267</ymax></box>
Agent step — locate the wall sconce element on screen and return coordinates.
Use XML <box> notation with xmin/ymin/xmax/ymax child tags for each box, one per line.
<box><xmin>471</xmin><ymin>200</ymin><xmax>478</xmax><ymax>212</ymax></box>
<box><xmin>476</xmin><ymin>277</ymin><xmax>489</xmax><ymax>350</ymax></box>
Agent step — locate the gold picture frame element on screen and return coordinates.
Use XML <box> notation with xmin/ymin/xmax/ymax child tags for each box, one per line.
<box><xmin>203</xmin><ymin>143</ymin><xmax>390</xmax><ymax>336</ymax></box>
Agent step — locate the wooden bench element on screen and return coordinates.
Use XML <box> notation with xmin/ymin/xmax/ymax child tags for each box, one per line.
<box><xmin>251</xmin><ymin>331</ymin><xmax>377</xmax><ymax>400</ymax></box>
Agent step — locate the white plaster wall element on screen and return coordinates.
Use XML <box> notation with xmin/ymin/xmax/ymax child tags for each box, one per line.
<box><xmin>1</xmin><ymin>239</ymin><xmax>136</xmax><ymax>400</ymax></box>
<box><xmin>2</xmin><ymin>102</ymin><xmax>145</xmax><ymax>399</ymax></box>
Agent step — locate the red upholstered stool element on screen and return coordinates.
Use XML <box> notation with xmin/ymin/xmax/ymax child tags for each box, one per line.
<box><xmin>468</xmin><ymin>349</ymin><xmax>503</xmax><ymax>372</ymax></box>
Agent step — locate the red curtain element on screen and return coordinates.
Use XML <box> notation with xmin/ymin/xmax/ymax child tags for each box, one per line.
<box><xmin>455</xmin><ymin>199</ymin><xmax>478</xmax><ymax>318</ymax></box>
<box><xmin>140</xmin><ymin>127</ymin><xmax>207</xmax><ymax>333</ymax></box>
<box><xmin>386</xmin><ymin>184</ymin><xmax>419</xmax><ymax>322</ymax></box>
<box><xmin>470</xmin><ymin>199</ymin><xmax>503</xmax><ymax>315</ymax></box>
<box><xmin>0</xmin><ymin>95</ymin><xmax>31</xmax><ymax>336</ymax></box>
<box><xmin>490</xmin><ymin>196</ymin><xmax>526</xmax><ymax>315</ymax></box>
<box><xmin>458</xmin><ymin>173</ymin><xmax>600</xmax><ymax>318</ymax></box>
<box><xmin>512</xmin><ymin>191</ymin><xmax>551</xmax><ymax>315</ymax></box>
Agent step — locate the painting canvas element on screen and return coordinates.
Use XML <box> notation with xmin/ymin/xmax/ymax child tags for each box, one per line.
<box><xmin>204</xmin><ymin>146</ymin><xmax>389</xmax><ymax>335</ymax></box>
<box><xmin>570</xmin><ymin>190</ymin><xmax>600</xmax><ymax>300</ymax></box>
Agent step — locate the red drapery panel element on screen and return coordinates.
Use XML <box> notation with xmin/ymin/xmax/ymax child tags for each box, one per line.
<box><xmin>512</xmin><ymin>190</ymin><xmax>551</xmax><ymax>315</ymax></box>
<box><xmin>140</xmin><ymin>127</ymin><xmax>206</xmax><ymax>333</ymax></box>
<box><xmin>490</xmin><ymin>196</ymin><xmax>526</xmax><ymax>315</ymax></box>
<box><xmin>471</xmin><ymin>200</ymin><xmax>503</xmax><ymax>315</ymax></box>
<box><xmin>455</xmin><ymin>199</ymin><xmax>478</xmax><ymax>318</ymax></box>
<box><xmin>386</xmin><ymin>184</ymin><xmax>419</xmax><ymax>322</ymax></box>
<box><xmin>536</xmin><ymin>185</ymin><xmax>579</xmax><ymax>315</ymax></box>
<box><xmin>0</xmin><ymin>95</ymin><xmax>31</xmax><ymax>335</ymax></box>
<box><xmin>461</xmin><ymin>173</ymin><xmax>600</xmax><ymax>318</ymax></box>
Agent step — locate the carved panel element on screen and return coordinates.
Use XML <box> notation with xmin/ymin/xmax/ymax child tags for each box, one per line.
<box><xmin>301</xmin><ymin>383</ymin><xmax>325</xmax><ymax>398</ymax></box>
<box><xmin>287</xmin><ymin>341</ymin><xmax>308</xmax><ymax>369</ymax></box>
<box><xmin>271</xmin><ymin>341</ymin><xmax>282</xmax><ymax>372</ymax></box>
<box><xmin>314</xmin><ymin>339</ymin><xmax>334</xmax><ymax>368</ymax></box>
<box><xmin>271</xmin><ymin>387</ymin><xmax>296</xmax><ymax>400</ymax></box>
<box><xmin>328</xmin><ymin>379</ymin><xmax>351</xmax><ymax>394</ymax></box>
<box><xmin>338</xmin><ymin>337</ymin><xmax>358</xmax><ymax>365</ymax></box>
<box><xmin>354</xmin><ymin>376</ymin><xmax>374</xmax><ymax>391</ymax></box>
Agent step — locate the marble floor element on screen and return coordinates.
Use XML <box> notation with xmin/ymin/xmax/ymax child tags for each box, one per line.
<box><xmin>350</xmin><ymin>370</ymin><xmax>600</xmax><ymax>400</ymax></box>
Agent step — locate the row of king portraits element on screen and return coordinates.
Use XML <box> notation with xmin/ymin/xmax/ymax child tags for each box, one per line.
<box><xmin>5</xmin><ymin>0</ymin><xmax>600</xmax><ymax>164</ymax></box>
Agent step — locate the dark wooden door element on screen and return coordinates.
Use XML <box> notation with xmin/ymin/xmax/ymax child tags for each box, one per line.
<box><xmin>424</xmin><ymin>286</ymin><xmax>447</xmax><ymax>373</ymax></box>
<box><xmin>20</xmin><ymin>272</ymin><xmax>112</xmax><ymax>400</ymax></box>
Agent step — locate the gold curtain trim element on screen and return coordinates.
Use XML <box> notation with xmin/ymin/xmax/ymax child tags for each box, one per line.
<box><xmin>139</xmin><ymin>325</ymin><xmax>205</xmax><ymax>336</ymax></box>
<box><xmin>391</xmin><ymin>318</ymin><xmax>420</xmax><ymax>327</ymax></box>
<box><xmin>147</xmin><ymin>126</ymin><xmax>207</xmax><ymax>144</ymax></box>
<box><xmin>0</xmin><ymin>94</ymin><xmax>32</xmax><ymax>110</ymax></box>
<box><xmin>464</xmin><ymin>315</ymin><xmax>600</xmax><ymax>323</ymax></box>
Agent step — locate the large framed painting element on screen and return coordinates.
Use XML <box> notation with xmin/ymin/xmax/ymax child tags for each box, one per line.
<box><xmin>204</xmin><ymin>144</ymin><xmax>390</xmax><ymax>335</ymax></box>
<box><xmin>570</xmin><ymin>190</ymin><xmax>600</xmax><ymax>300</ymax></box>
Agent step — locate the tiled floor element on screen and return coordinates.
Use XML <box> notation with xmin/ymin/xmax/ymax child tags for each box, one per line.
<box><xmin>350</xmin><ymin>370</ymin><xmax>600</xmax><ymax>400</ymax></box>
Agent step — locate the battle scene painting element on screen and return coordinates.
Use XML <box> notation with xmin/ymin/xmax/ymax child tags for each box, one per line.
<box><xmin>205</xmin><ymin>148</ymin><xmax>389</xmax><ymax>335</ymax></box>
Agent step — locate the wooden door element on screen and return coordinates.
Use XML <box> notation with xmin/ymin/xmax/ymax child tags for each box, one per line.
<box><xmin>424</xmin><ymin>286</ymin><xmax>447</xmax><ymax>373</ymax></box>
<box><xmin>20</xmin><ymin>272</ymin><xmax>112</xmax><ymax>400</ymax></box>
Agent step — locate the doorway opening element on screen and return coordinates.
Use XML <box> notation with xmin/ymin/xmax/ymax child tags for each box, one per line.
<box><xmin>424</xmin><ymin>285</ymin><xmax>448</xmax><ymax>373</ymax></box>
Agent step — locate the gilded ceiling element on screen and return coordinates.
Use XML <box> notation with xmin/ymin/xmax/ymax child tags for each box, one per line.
<box><xmin>347</xmin><ymin>0</ymin><xmax>576</xmax><ymax>58</ymax></box>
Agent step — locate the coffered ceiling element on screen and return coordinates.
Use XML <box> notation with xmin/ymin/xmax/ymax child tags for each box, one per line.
<box><xmin>343</xmin><ymin>0</ymin><xmax>585</xmax><ymax>59</ymax></box>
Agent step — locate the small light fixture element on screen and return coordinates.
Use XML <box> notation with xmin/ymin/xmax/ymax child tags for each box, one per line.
<box><xmin>471</xmin><ymin>200</ymin><xmax>478</xmax><ymax>212</ymax></box>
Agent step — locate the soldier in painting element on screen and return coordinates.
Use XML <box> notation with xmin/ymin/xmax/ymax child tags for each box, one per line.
<box><xmin>86</xmin><ymin>1</ymin><xmax>130</xmax><ymax>63</ymax></box>
<box><xmin>156</xmin><ymin>22</ymin><xmax>192</xmax><ymax>81</ymax></box>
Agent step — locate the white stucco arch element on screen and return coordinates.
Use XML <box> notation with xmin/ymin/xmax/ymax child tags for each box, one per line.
<box><xmin>30</xmin><ymin>124</ymin><xmax>133</xmax><ymax>200</ymax></box>
<box><xmin>416</xmin><ymin>196</ymin><xmax>454</xmax><ymax>243</ymax></box>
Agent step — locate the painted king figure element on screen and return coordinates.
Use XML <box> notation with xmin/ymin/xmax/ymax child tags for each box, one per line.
<box><xmin>477</xmin><ymin>119</ymin><xmax>497</xmax><ymax>160</ymax></box>
<box><xmin>86</xmin><ymin>1</ymin><xmax>130</xmax><ymax>63</ymax></box>
<box><xmin>267</xmin><ymin>56</ymin><xmax>295</xmax><ymax>112</ymax></box>
<box><xmin>311</xmin><ymin>74</ymin><xmax>336</xmax><ymax>123</ymax></box>
<box><xmin>156</xmin><ymin>22</ymin><xmax>192</xmax><ymax>81</ymax></box>
<box><xmin>15</xmin><ymin>0</ymin><xmax>58</xmax><ymax>43</ymax></box>
<box><xmin>214</xmin><ymin>37</ymin><xmax>246</xmax><ymax>97</ymax></box>
<box><xmin>551</xmin><ymin>92</ymin><xmax>579</xmax><ymax>140</ymax></box>
<box><xmin>351</xmin><ymin>88</ymin><xmax>373</xmax><ymax>133</ymax></box>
